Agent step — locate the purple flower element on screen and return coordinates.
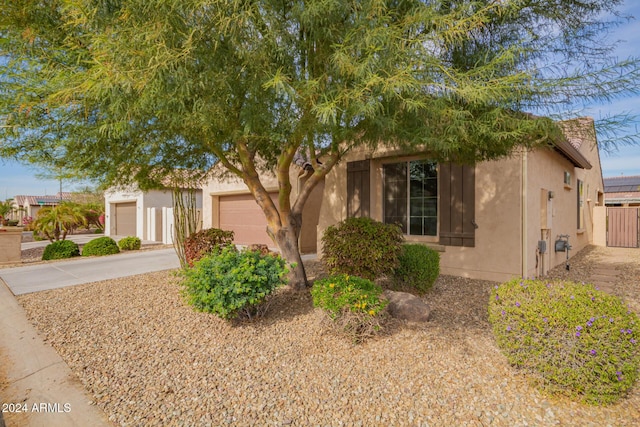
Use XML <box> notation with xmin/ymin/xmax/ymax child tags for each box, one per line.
<box><xmin>631</xmin><ymin>339</ymin><xmax>637</xmax><ymax>344</ymax></box>
<box><xmin>586</xmin><ymin>321</ymin><xmax>593</xmax><ymax>328</ymax></box>
<box><xmin>627</xmin><ymin>329</ymin><xmax>633</xmax><ymax>334</ymax></box>
<box><xmin>576</xmin><ymin>332</ymin><xmax>581</xmax><ymax>337</ymax></box>
<box><xmin>570</xmin><ymin>295</ymin><xmax>575</xmax><ymax>300</ymax></box>
<box><xmin>515</xmin><ymin>302</ymin><xmax>521</xmax><ymax>307</ymax></box>
<box><xmin>576</xmin><ymin>326</ymin><xmax>583</xmax><ymax>331</ymax></box>
<box><xmin>506</xmin><ymin>326</ymin><xmax>512</xmax><ymax>331</ymax></box>
<box><xmin>501</xmin><ymin>310</ymin><xmax>506</xmax><ymax>316</ymax></box>
<box><xmin>610</xmin><ymin>318</ymin><xmax>614</xmax><ymax>323</ymax></box>
<box><xmin>591</xmin><ymin>297</ymin><xmax>595</xmax><ymax>301</ymax></box>
<box><xmin>590</xmin><ymin>317</ymin><xmax>595</xmax><ymax>322</ymax></box>
<box><xmin>590</xmin><ymin>350</ymin><xmax>597</xmax><ymax>356</ymax></box>
<box><xmin>543</xmin><ymin>317</ymin><xmax>548</xmax><ymax>323</ymax></box>
<box><xmin>616</xmin><ymin>372</ymin><xmax>623</xmax><ymax>381</ymax></box>
<box><xmin>496</xmin><ymin>295</ymin><xmax>499</xmax><ymax>301</ymax></box>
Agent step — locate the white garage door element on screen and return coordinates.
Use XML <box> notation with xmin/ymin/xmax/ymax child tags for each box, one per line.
<box><xmin>219</xmin><ymin>193</ymin><xmax>278</xmax><ymax>247</ymax></box>
<box><xmin>115</xmin><ymin>202</ymin><xmax>137</xmax><ymax>236</ymax></box>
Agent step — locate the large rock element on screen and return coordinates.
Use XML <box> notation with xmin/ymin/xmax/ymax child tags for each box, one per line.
<box><xmin>383</xmin><ymin>290</ymin><xmax>431</xmax><ymax>322</ymax></box>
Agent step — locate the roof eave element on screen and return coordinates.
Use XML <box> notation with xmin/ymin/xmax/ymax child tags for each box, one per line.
<box><xmin>553</xmin><ymin>140</ymin><xmax>592</xmax><ymax>169</ymax></box>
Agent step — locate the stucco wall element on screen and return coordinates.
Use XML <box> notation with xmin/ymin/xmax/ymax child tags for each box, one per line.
<box><xmin>316</xmin><ymin>126</ymin><xmax>604</xmax><ymax>282</ymax></box>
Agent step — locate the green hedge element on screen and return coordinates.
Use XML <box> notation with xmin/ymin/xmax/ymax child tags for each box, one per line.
<box><xmin>118</xmin><ymin>236</ymin><xmax>141</xmax><ymax>250</ymax></box>
<box><xmin>42</xmin><ymin>240</ymin><xmax>80</xmax><ymax>260</ymax></box>
<box><xmin>395</xmin><ymin>244</ymin><xmax>440</xmax><ymax>294</ymax></box>
<box><xmin>82</xmin><ymin>236</ymin><xmax>120</xmax><ymax>256</ymax></box>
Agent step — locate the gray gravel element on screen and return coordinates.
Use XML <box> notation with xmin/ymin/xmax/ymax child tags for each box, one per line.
<box><xmin>15</xmin><ymin>246</ymin><xmax>640</xmax><ymax>427</ymax></box>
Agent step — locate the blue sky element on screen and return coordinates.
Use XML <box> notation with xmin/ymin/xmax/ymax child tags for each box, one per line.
<box><xmin>1</xmin><ymin>1</ymin><xmax>639</xmax><ymax>198</ymax></box>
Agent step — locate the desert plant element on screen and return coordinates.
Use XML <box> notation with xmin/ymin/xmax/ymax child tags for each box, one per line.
<box><xmin>82</xmin><ymin>236</ymin><xmax>120</xmax><ymax>256</ymax></box>
<box><xmin>118</xmin><ymin>236</ymin><xmax>141</xmax><ymax>250</ymax></box>
<box><xmin>42</xmin><ymin>239</ymin><xmax>80</xmax><ymax>260</ymax></box>
<box><xmin>311</xmin><ymin>274</ymin><xmax>388</xmax><ymax>342</ymax></box>
<box><xmin>321</xmin><ymin>217</ymin><xmax>403</xmax><ymax>280</ymax></box>
<box><xmin>394</xmin><ymin>244</ymin><xmax>440</xmax><ymax>294</ymax></box>
<box><xmin>184</xmin><ymin>228</ymin><xmax>235</xmax><ymax>267</ymax></box>
<box><xmin>489</xmin><ymin>278</ymin><xmax>640</xmax><ymax>405</ymax></box>
<box><xmin>32</xmin><ymin>202</ymin><xmax>87</xmax><ymax>241</ymax></box>
<box><xmin>181</xmin><ymin>245</ymin><xmax>288</xmax><ymax>319</ymax></box>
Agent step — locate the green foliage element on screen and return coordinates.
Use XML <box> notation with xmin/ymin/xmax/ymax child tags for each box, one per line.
<box><xmin>32</xmin><ymin>202</ymin><xmax>87</xmax><ymax>242</ymax></box>
<box><xmin>489</xmin><ymin>278</ymin><xmax>640</xmax><ymax>405</ymax></box>
<box><xmin>395</xmin><ymin>244</ymin><xmax>440</xmax><ymax>294</ymax></box>
<box><xmin>322</xmin><ymin>217</ymin><xmax>403</xmax><ymax>280</ymax></box>
<box><xmin>42</xmin><ymin>239</ymin><xmax>80</xmax><ymax>260</ymax></box>
<box><xmin>118</xmin><ymin>236</ymin><xmax>141</xmax><ymax>251</ymax></box>
<box><xmin>184</xmin><ymin>228</ymin><xmax>235</xmax><ymax>267</ymax></box>
<box><xmin>311</xmin><ymin>274</ymin><xmax>388</xmax><ymax>342</ymax></box>
<box><xmin>181</xmin><ymin>246</ymin><xmax>288</xmax><ymax>320</ymax></box>
<box><xmin>82</xmin><ymin>236</ymin><xmax>120</xmax><ymax>256</ymax></box>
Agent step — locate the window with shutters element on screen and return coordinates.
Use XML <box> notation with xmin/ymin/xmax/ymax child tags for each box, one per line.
<box><xmin>383</xmin><ymin>160</ymin><xmax>438</xmax><ymax>236</ymax></box>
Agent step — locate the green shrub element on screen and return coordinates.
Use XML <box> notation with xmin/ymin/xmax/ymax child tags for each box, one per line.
<box><xmin>394</xmin><ymin>244</ymin><xmax>440</xmax><ymax>294</ymax></box>
<box><xmin>321</xmin><ymin>217</ymin><xmax>403</xmax><ymax>280</ymax></box>
<box><xmin>42</xmin><ymin>240</ymin><xmax>80</xmax><ymax>260</ymax></box>
<box><xmin>311</xmin><ymin>274</ymin><xmax>388</xmax><ymax>342</ymax></box>
<box><xmin>94</xmin><ymin>228</ymin><xmax>104</xmax><ymax>234</ymax></box>
<box><xmin>82</xmin><ymin>236</ymin><xmax>120</xmax><ymax>256</ymax></box>
<box><xmin>184</xmin><ymin>228</ymin><xmax>235</xmax><ymax>267</ymax></box>
<box><xmin>181</xmin><ymin>246</ymin><xmax>288</xmax><ymax>319</ymax></box>
<box><xmin>118</xmin><ymin>236</ymin><xmax>141</xmax><ymax>250</ymax></box>
<box><xmin>489</xmin><ymin>278</ymin><xmax>640</xmax><ymax>405</ymax></box>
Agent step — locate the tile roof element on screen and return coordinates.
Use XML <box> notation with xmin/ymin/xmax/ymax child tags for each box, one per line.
<box><xmin>13</xmin><ymin>193</ymin><xmax>72</xmax><ymax>207</ymax></box>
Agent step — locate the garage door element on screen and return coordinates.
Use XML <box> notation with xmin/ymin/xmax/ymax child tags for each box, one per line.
<box><xmin>115</xmin><ymin>202</ymin><xmax>137</xmax><ymax>236</ymax></box>
<box><xmin>219</xmin><ymin>193</ymin><xmax>278</xmax><ymax>247</ymax></box>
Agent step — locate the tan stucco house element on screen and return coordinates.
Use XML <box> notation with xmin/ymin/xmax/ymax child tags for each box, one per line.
<box><xmin>201</xmin><ymin>117</ymin><xmax>603</xmax><ymax>282</ymax></box>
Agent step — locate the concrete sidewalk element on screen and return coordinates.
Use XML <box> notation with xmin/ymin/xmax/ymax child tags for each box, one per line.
<box><xmin>1</xmin><ymin>248</ymin><xmax>179</xmax><ymax>295</ymax></box>
<box><xmin>0</xmin><ymin>279</ymin><xmax>114</xmax><ymax>427</ymax></box>
<box><xmin>0</xmin><ymin>246</ymin><xmax>180</xmax><ymax>427</ymax></box>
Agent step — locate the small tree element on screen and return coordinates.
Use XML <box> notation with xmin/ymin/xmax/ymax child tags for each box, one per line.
<box><xmin>33</xmin><ymin>202</ymin><xmax>87</xmax><ymax>242</ymax></box>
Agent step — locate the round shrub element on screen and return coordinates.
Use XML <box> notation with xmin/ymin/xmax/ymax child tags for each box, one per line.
<box><xmin>42</xmin><ymin>240</ymin><xmax>80</xmax><ymax>260</ymax></box>
<box><xmin>312</xmin><ymin>274</ymin><xmax>388</xmax><ymax>342</ymax></box>
<box><xmin>321</xmin><ymin>217</ymin><xmax>403</xmax><ymax>280</ymax></box>
<box><xmin>181</xmin><ymin>246</ymin><xmax>288</xmax><ymax>319</ymax></box>
<box><xmin>489</xmin><ymin>278</ymin><xmax>640</xmax><ymax>405</ymax></box>
<box><xmin>184</xmin><ymin>228</ymin><xmax>235</xmax><ymax>267</ymax></box>
<box><xmin>118</xmin><ymin>236</ymin><xmax>141</xmax><ymax>251</ymax></box>
<box><xmin>82</xmin><ymin>236</ymin><xmax>120</xmax><ymax>256</ymax></box>
<box><xmin>395</xmin><ymin>244</ymin><xmax>440</xmax><ymax>294</ymax></box>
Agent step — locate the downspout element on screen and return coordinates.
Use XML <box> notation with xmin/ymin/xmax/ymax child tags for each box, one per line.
<box><xmin>521</xmin><ymin>149</ymin><xmax>528</xmax><ymax>279</ymax></box>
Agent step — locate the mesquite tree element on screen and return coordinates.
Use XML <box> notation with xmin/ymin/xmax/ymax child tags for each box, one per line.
<box><xmin>1</xmin><ymin>0</ymin><xmax>638</xmax><ymax>288</ymax></box>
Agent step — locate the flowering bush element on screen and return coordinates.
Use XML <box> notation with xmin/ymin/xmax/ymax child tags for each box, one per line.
<box><xmin>489</xmin><ymin>278</ymin><xmax>640</xmax><ymax>405</ymax></box>
<box><xmin>181</xmin><ymin>245</ymin><xmax>288</xmax><ymax>320</ymax></box>
<box><xmin>311</xmin><ymin>274</ymin><xmax>388</xmax><ymax>342</ymax></box>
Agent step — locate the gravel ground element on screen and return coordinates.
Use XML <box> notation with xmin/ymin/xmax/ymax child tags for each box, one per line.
<box><xmin>13</xmin><ymin>245</ymin><xmax>640</xmax><ymax>427</ymax></box>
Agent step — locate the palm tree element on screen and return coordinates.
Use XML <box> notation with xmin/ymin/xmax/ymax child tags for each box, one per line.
<box><xmin>0</xmin><ymin>199</ymin><xmax>15</xmax><ymax>225</ymax></box>
<box><xmin>33</xmin><ymin>202</ymin><xmax>87</xmax><ymax>241</ymax></box>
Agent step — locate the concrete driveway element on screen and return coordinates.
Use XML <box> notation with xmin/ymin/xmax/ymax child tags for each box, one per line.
<box><xmin>0</xmin><ymin>248</ymin><xmax>179</xmax><ymax>295</ymax></box>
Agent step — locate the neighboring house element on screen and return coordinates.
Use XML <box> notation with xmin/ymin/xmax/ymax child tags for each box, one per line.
<box><xmin>12</xmin><ymin>192</ymin><xmax>72</xmax><ymax>224</ymax></box>
<box><xmin>104</xmin><ymin>185</ymin><xmax>203</xmax><ymax>243</ymax></box>
<box><xmin>200</xmin><ymin>117</ymin><xmax>604</xmax><ymax>282</ymax></box>
<box><xmin>604</xmin><ymin>175</ymin><xmax>640</xmax><ymax>207</ymax></box>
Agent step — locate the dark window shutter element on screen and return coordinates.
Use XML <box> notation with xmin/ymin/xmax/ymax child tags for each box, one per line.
<box><xmin>347</xmin><ymin>160</ymin><xmax>370</xmax><ymax>218</ymax></box>
<box><xmin>439</xmin><ymin>163</ymin><xmax>476</xmax><ymax>247</ymax></box>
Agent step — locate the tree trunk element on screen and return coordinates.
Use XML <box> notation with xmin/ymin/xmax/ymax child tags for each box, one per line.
<box><xmin>269</xmin><ymin>213</ymin><xmax>308</xmax><ymax>290</ymax></box>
